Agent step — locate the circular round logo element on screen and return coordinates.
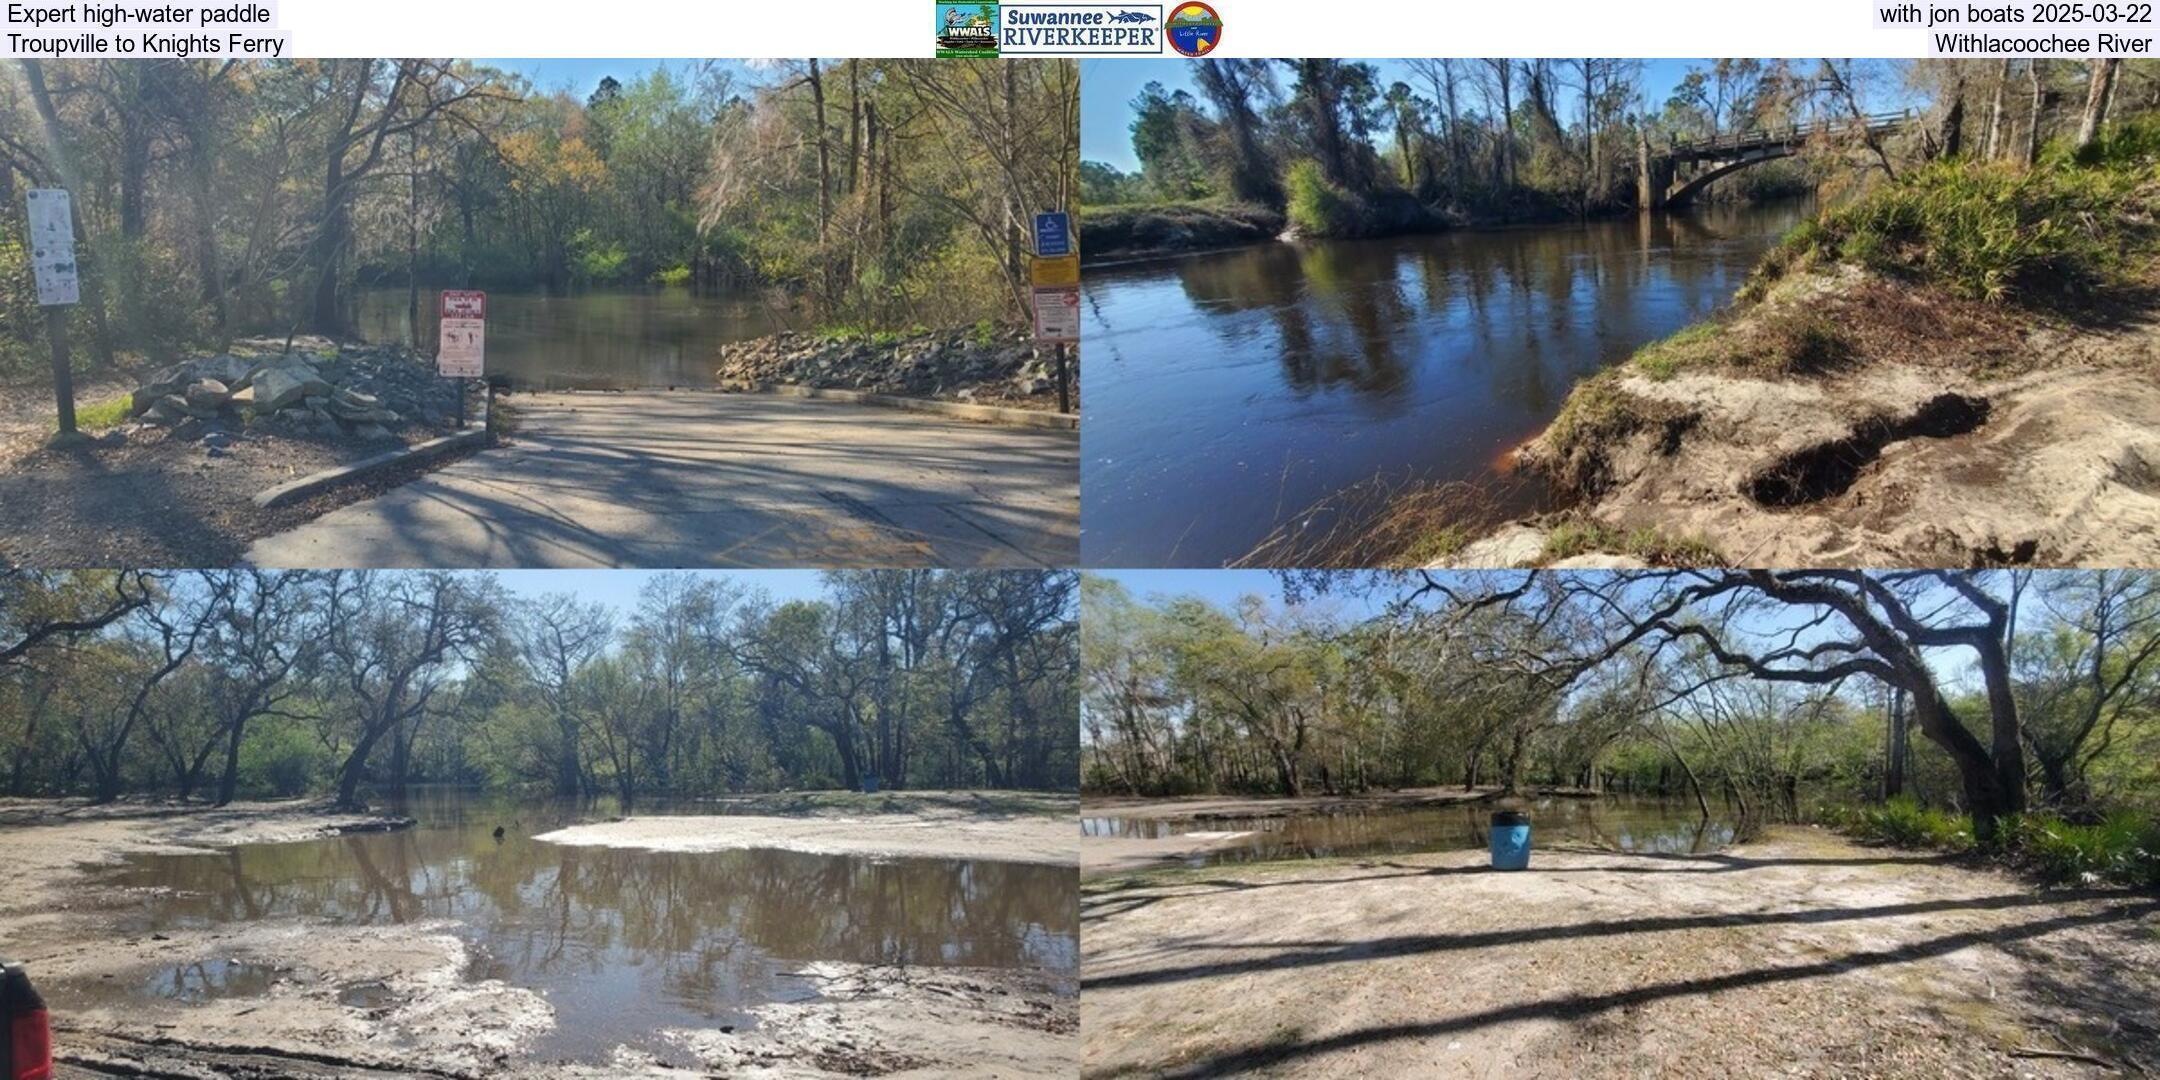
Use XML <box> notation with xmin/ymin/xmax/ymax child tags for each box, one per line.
<box><xmin>1165</xmin><ymin>1</ymin><xmax>1222</xmax><ymax>57</ymax></box>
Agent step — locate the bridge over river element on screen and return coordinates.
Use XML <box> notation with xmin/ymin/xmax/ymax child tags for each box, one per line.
<box><xmin>1639</xmin><ymin>109</ymin><xmax>1916</xmax><ymax>208</ymax></box>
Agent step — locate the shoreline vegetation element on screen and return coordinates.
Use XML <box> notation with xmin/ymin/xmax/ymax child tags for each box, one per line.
<box><xmin>1079</xmin><ymin>568</ymin><xmax>2160</xmax><ymax>1075</ymax></box>
<box><xmin>2</xmin><ymin>58</ymin><xmax>1078</xmax><ymax>430</ymax></box>
<box><xmin>1256</xmin><ymin>108</ymin><xmax>2160</xmax><ymax>569</ymax></box>
<box><xmin>1079</xmin><ymin>58</ymin><xmax>1817</xmax><ymax>264</ymax></box>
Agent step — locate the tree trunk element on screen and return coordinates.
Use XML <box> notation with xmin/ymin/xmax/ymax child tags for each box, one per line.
<box><xmin>1985</xmin><ymin>59</ymin><xmax>2011</xmax><ymax>159</ymax></box>
<box><xmin>2027</xmin><ymin>60</ymin><xmax>2047</xmax><ymax>165</ymax></box>
<box><xmin>1938</xmin><ymin>76</ymin><xmax>1967</xmax><ymax>158</ymax></box>
<box><xmin>2076</xmin><ymin>58</ymin><xmax>2121</xmax><ymax>152</ymax></box>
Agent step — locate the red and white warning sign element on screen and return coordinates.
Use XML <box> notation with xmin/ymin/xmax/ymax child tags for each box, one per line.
<box><xmin>1031</xmin><ymin>285</ymin><xmax>1079</xmax><ymax>344</ymax></box>
<box><xmin>437</xmin><ymin>290</ymin><xmax>487</xmax><ymax>377</ymax></box>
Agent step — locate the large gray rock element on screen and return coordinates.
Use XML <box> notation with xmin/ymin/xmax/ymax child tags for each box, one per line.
<box><xmin>131</xmin><ymin>364</ymin><xmax>191</xmax><ymax>416</ymax></box>
<box><xmin>353</xmin><ymin>422</ymin><xmax>394</xmax><ymax>442</ymax></box>
<box><xmin>191</xmin><ymin>354</ymin><xmax>252</xmax><ymax>388</ymax></box>
<box><xmin>143</xmin><ymin>394</ymin><xmax>189</xmax><ymax>425</ymax></box>
<box><xmin>252</xmin><ymin>365</ymin><xmax>330</xmax><ymax>413</ymax></box>
<box><xmin>328</xmin><ymin>389</ymin><xmax>381</xmax><ymax>419</ymax></box>
<box><xmin>184</xmin><ymin>378</ymin><xmax>232</xmax><ymax>411</ymax></box>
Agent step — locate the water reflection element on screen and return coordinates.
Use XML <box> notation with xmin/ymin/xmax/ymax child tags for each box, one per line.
<box><xmin>1081</xmin><ymin>201</ymin><xmax>1813</xmax><ymax>566</ymax></box>
<box><xmin>355</xmin><ymin>287</ymin><xmax>786</xmax><ymax>390</ymax></box>
<box><xmin>1081</xmin><ymin>795</ymin><xmax>1736</xmax><ymax>867</ymax></box>
<box><xmin>64</xmin><ymin>791</ymin><xmax>1076</xmax><ymax>1063</ymax></box>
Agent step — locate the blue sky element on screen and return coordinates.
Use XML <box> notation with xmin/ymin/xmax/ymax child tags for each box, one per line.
<box><xmin>481</xmin><ymin>59</ymin><xmax>765</xmax><ymax>99</ymax></box>
<box><xmin>1083</xmin><ymin>58</ymin><xmax>1720</xmax><ymax>172</ymax></box>
<box><xmin>493</xmin><ymin>569</ymin><xmax>829</xmax><ymax>614</ymax></box>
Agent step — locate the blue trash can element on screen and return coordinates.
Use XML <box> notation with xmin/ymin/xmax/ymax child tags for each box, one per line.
<box><xmin>861</xmin><ymin>774</ymin><xmax>881</xmax><ymax>794</ymax></box>
<box><xmin>1490</xmin><ymin>810</ymin><xmax>1531</xmax><ymax>870</ymax></box>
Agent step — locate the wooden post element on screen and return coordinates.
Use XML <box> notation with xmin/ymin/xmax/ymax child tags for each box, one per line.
<box><xmin>1056</xmin><ymin>342</ymin><xmax>1071</xmax><ymax>414</ymax></box>
<box><xmin>45</xmin><ymin>307</ymin><xmax>75</xmax><ymax>435</ymax></box>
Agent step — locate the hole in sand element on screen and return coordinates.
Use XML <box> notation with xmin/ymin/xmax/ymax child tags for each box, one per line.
<box><xmin>1746</xmin><ymin>393</ymin><xmax>1990</xmax><ymax>507</ymax></box>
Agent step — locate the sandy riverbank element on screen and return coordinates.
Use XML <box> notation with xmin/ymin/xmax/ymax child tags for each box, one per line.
<box><xmin>0</xmin><ymin>796</ymin><xmax>1077</xmax><ymax>1079</ymax></box>
<box><xmin>537</xmin><ymin>790</ymin><xmax>1079</xmax><ymax>866</ymax></box>
<box><xmin>1082</xmin><ymin>825</ymin><xmax>2160</xmax><ymax>1077</ymax></box>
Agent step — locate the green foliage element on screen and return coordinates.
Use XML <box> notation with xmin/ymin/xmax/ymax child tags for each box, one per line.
<box><xmin>650</xmin><ymin>264</ymin><xmax>692</xmax><ymax>287</ymax></box>
<box><xmin>1828</xmin><ymin>799</ymin><xmax>2160</xmax><ymax>888</ymax></box>
<box><xmin>1285</xmin><ymin>159</ymin><xmax>1367</xmax><ymax>238</ymax></box>
<box><xmin>2056</xmin><ymin>113</ymin><xmax>2160</xmax><ymax>169</ymax></box>
<box><xmin>1762</xmin><ymin>157</ymin><xmax>2148</xmax><ymax>304</ymax></box>
<box><xmin>1081</xmin><ymin>160</ymin><xmax>1150</xmax><ymax>206</ymax></box>
<box><xmin>2001</xmin><ymin>810</ymin><xmax>2160</xmax><ymax>888</ymax></box>
<box><xmin>241</xmin><ymin>717</ymin><xmax>333</xmax><ymax>798</ymax></box>
<box><xmin>1825</xmin><ymin>795</ymin><xmax>1975</xmax><ymax>850</ymax></box>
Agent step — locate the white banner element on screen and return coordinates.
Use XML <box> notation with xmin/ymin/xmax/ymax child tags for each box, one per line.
<box><xmin>11</xmin><ymin>0</ymin><xmax>2133</xmax><ymax>58</ymax></box>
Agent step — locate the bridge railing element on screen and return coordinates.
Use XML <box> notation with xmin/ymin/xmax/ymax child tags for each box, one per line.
<box><xmin>1668</xmin><ymin>109</ymin><xmax>1913</xmax><ymax>156</ymax></box>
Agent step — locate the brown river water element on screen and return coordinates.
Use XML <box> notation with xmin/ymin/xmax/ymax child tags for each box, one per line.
<box><xmin>1083</xmin><ymin>794</ymin><xmax>1738</xmax><ymax>868</ymax></box>
<box><xmin>53</xmin><ymin>789</ymin><xmax>1077</xmax><ymax>1063</ymax></box>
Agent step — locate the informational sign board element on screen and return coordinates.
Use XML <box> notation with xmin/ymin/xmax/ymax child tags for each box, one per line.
<box><xmin>1033</xmin><ymin>211</ymin><xmax>1072</xmax><ymax>258</ymax></box>
<box><xmin>24</xmin><ymin>189</ymin><xmax>79</xmax><ymax>307</ymax></box>
<box><xmin>1031</xmin><ymin>285</ymin><xmax>1080</xmax><ymax>343</ymax></box>
<box><xmin>1030</xmin><ymin>254</ymin><xmax>1080</xmax><ymax>289</ymax></box>
<box><xmin>437</xmin><ymin>289</ymin><xmax>487</xmax><ymax>377</ymax></box>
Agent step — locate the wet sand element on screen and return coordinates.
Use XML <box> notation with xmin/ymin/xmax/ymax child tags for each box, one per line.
<box><xmin>539</xmin><ymin>790</ymin><xmax>1079</xmax><ymax>866</ymax></box>
<box><xmin>0</xmin><ymin>797</ymin><xmax>1077</xmax><ymax>1078</ymax></box>
<box><xmin>1082</xmin><ymin>826</ymin><xmax>2160</xmax><ymax>1077</ymax></box>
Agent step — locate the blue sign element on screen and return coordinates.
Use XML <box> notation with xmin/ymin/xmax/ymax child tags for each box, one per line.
<box><xmin>1034</xmin><ymin>211</ymin><xmax>1072</xmax><ymax>257</ymax></box>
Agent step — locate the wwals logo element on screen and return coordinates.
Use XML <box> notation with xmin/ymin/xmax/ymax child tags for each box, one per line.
<box><xmin>936</xmin><ymin>2</ymin><xmax>1000</xmax><ymax>57</ymax></box>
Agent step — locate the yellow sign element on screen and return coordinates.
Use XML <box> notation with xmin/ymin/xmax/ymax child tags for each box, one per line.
<box><xmin>1030</xmin><ymin>254</ymin><xmax>1080</xmax><ymax>288</ymax></box>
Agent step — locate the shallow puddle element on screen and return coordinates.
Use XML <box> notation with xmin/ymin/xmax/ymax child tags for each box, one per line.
<box><xmin>1083</xmin><ymin>795</ymin><xmax>1736</xmax><ymax>866</ymax></box>
<box><xmin>57</xmin><ymin>790</ymin><xmax>1077</xmax><ymax>1064</ymax></box>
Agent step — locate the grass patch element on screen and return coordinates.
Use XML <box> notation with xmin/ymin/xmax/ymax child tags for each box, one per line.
<box><xmin>1632</xmin><ymin>322</ymin><xmax>1726</xmax><ymax>381</ymax></box>
<box><xmin>1539</xmin><ymin>516</ymin><xmax>1725</xmax><ymax>567</ymax></box>
<box><xmin>51</xmin><ymin>394</ymin><xmax>132</xmax><ymax>432</ymax></box>
<box><xmin>815</xmin><ymin>323</ymin><xmax>929</xmax><ymax>348</ymax></box>
<box><xmin>1633</xmin><ymin>303</ymin><xmax>1856</xmax><ymax>384</ymax></box>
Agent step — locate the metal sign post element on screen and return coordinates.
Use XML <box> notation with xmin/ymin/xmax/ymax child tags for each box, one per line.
<box><xmin>1028</xmin><ymin>210</ymin><xmax>1078</xmax><ymax>413</ymax></box>
<box><xmin>437</xmin><ymin>290</ymin><xmax>487</xmax><ymax>428</ymax></box>
<box><xmin>25</xmin><ymin>189</ymin><xmax>81</xmax><ymax>435</ymax></box>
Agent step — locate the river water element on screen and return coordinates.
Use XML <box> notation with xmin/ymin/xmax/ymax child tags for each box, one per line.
<box><xmin>55</xmin><ymin>790</ymin><xmax>1077</xmax><ymax>1064</ymax></box>
<box><xmin>356</xmin><ymin>286</ymin><xmax>786</xmax><ymax>390</ymax></box>
<box><xmin>1082</xmin><ymin>794</ymin><xmax>1736</xmax><ymax>868</ymax></box>
<box><xmin>1079</xmin><ymin>201</ymin><xmax>1814</xmax><ymax>566</ymax></box>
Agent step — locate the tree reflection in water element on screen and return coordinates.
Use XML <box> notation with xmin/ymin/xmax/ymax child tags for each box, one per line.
<box><xmin>82</xmin><ymin>792</ymin><xmax>1076</xmax><ymax>1062</ymax></box>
